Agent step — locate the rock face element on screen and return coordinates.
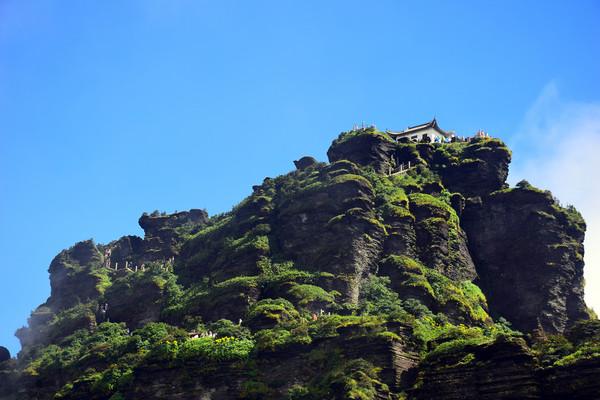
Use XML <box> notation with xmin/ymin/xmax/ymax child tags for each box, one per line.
<box><xmin>15</xmin><ymin>209</ymin><xmax>208</xmax><ymax>358</ymax></box>
<box><xmin>412</xmin><ymin>334</ymin><xmax>600</xmax><ymax>400</ymax></box>
<box><xmin>47</xmin><ymin>240</ymin><xmax>105</xmax><ymax>311</ymax></box>
<box><xmin>327</xmin><ymin>128</ymin><xmax>397</xmax><ymax>174</ymax></box>
<box><xmin>293</xmin><ymin>156</ymin><xmax>319</xmax><ymax>170</ymax></box>
<box><xmin>541</xmin><ymin>358</ymin><xmax>600</xmax><ymax>400</ymax></box>
<box><xmin>411</xmin><ymin>337</ymin><xmax>541</xmax><ymax>400</ymax></box>
<box><xmin>138</xmin><ymin>209</ymin><xmax>208</xmax><ymax>259</ymax></box>
<box><xmin>462</xmin><ymin>185</ymin><xmax>588</xmax><ymax>333</ymax></box>
<box><xmin>435</xmin><ymin>139</ymin><xmax>512</xmax><ymax>198</ymax></box>
<box><xmin>0</xmin><ymin>347</ymin><xmax>9</xmax><ymax>363</ymax></box>
<box><xmin>3</xmin><ymin>125</ymin><xmax>597</xmax><ymax>400</ymax></box>
<box><xmin>271</xmin><ymin>161</ymin><xmax>386</xmax><ymax>303</ymax></box>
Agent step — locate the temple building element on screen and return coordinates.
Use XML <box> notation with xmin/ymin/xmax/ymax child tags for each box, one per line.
<box><xmin>386</xmin><ymin>118</ymin><xmax>453</xmax><ymax>142</ymax></box>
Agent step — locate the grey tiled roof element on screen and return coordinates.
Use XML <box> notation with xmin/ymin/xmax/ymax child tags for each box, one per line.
<box><xmin>386</xmin><ymin>118</ymin><xmax>451</xmax><ymax>138</ymax></box>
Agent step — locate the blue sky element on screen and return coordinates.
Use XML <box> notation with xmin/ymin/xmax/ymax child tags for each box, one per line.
<box><xmin>1</xmin><ymin>1</ymin><xmax>599</xmax><ymax>355</ymax></box>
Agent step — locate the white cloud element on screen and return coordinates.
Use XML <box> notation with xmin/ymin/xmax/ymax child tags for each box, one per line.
<box><xmin>509</xmin><ymin>82</ymin><xmax>600</xmax><ymax>314</ymax></box>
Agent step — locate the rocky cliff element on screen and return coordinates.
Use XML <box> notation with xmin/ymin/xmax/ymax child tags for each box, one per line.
<box><xmin>1</xmin><ymin>126</ymin><xmax>598</xmax><ymax>400</ymax></box>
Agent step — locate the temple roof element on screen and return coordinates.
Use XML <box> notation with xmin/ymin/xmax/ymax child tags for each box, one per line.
<box><xmin>386</xmin><ymin>118</ymin><xmax>451</xmax><ymax>138</ymax></box>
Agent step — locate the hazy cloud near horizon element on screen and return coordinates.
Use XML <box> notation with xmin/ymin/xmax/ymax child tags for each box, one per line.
<box><xmin>508</xmin><ymin>82</ymin><xmax>600</xmax><ymax>313</ymax></box>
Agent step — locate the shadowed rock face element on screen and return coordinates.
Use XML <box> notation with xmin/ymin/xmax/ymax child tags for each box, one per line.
<box><xmin>462</xmin><ymin>187</ymin><xmax>588</xmax><ymax>333</ymax></box>
<box><xmin>293</xmin><ymin>156</ymin><xmax>319</xmax><ymax>170</ymax></box>
<box><xmin>15</xmin><ymin>210</ymin><xmax>209</xmax><ymax>357</ymax></box>
<box><xmin>4</xmin><ymin>127</ymin><xmax>597</xmax><ymax>400</ymax></box>
<box><xmin>47</xmin><ymin>240</ymin><xmax>105</xmax><ymax>311</ymax></box>
<box><xmin>272</xmin><ymin>161</ymin><xmax>386</xmax><ymax>303</ymax></box>
<box><xmin>411</xmin><ymin>323</ymin><xmax>600</xmax><ymax>400</ymax></box>
<box><xmin>177</xmin><ymin>160</ymin><xmax>387</xmax><ymax>305</ymax></box>
<box><xmin>15</xmin><ymin>240</ymin><xmax>105</xmax><ymax>352</ymax></box>
<box><xmin>0</xmin><ymin>347</ymin><xmax>9</xmax><ymax>363</ymax></box>
<box><xmin>435</xmin><ymin>139</ymin><xmax>512</xmax><ymax>198</ymax></box>
<box><xmin>411</xmin><ymin>337</ymin><xmax>541</xmax><ymax>400</ymax></box>
<box><xmin>138</xmin><ymin>209</ymin><xmax>209</xmax><ymax>260</ymax></box>
<box><xmin>327</xmin><ymin>129</ymin><xmax>397</xmax><ymax>174</ymax></box>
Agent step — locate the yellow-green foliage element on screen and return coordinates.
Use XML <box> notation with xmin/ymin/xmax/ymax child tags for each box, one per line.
<box><xmin>215</xmin><ymin>275</ymin><xmax>260</xmax><ymax>290</ymax></box>
<box><xmin>90</xmin><ymin>269</ymin><xmax>111</xmax><ymax>294</ymax></box>
<box><xmin>359</xmin><ymin>275</ymin><xmax>408</xmax><ymax>318</ymax></box>
<box><xmin>417</xmin><ymin>321</ymin><xmax>522</xmax><ymax>361</ymax></box>
<box><xmin>24</xmin><ymin>322</ymin><xmax>132</xmax><ymax>378</ymax></box>
<box><xmin>537</xmin><ymin>320</ymin><xmax>600</xmax><ymax>367</ymax></box>
<box><xmin>381</xmin><ymin>255</ymin><xmax>489</xmax><ymax>323</ymax></box>
<box><xmin>431</xmin><ymin>142</ymin><xmax>464</xmax><ymax>166</ymax></box>
<box><xmin>253</xmin><ymin>313</ymin><xmax>395</xmax><ymax>353</ymax></box>
<box><xmin>463</xmin><ymin>137</ymin><xmax>511</xmax><ymax>159</ymax></box>
<box><xmin>178</xmin><ymin>336</ymin><xmax>254</xmax><ymax>361</ymax></box>
<box><xmin>254</xmin><ymin>328</ymin><xmax>299</xmax><ymax>351</ymax></box>
<box><xmin>327</xmin><ymin>208</ymin><xmax>388</xmax><ymax>236</ymax></box>
<box><xmin>31</xmin><ymin>320</ymin><xmax>251</xmax><ymax>399</ymax></box>
<box><xmin>331</xmin><ymin>173</ymin><xmax>373</xmax><ymax>189</ymax></box>
<box><xmin>408</xmin><ymin>193</ymin><xmax>458</xmax><ymax>226</ymax></box>
<box><xmin>287</xmin><ymin>284</ymin><xmax>337</xmax><ymax>306</ymax></box>
<box><xmin>188</xmin><ymin>213</ymin><xmax>233</xmax><ymax>242</ymax></box>
<box><xmin>554</xmin><ymin>343</ymin><xmax>600</xmax><ymax>366</ymax></box>
<box><xmin>331</xmin><ymin>126</ymin><xmax>395</xmax><ymax>147</ymax></box>
<box><xmin>532</xmin><ymin>335</ymin><xmax>575</xmax><ymax>367</ymax></box>
<box><xmin>424</xmin><ymin>325</ymin><xmax>492</xmax><ymax>359</ymax></box>
<box><xmin>326</xmin><ymin>359</ymin><xmax>389</xmax><ymax>400</ymax></box>
<box><xmin>226</xmin><ymin>230</ymin><xmax>270</xmax><ymax>255</ymax></box>
<box><xmin>553</xmin><ymin>203</ymin><xmax>586</xmax><ymax>235</ymax></box>
<box><xmin>360</xmin><ymin>170</ymin><xmax>414</xmax><ymax>224</ymax></box>
<box><xmin>247</xmin><ymin>298</ymin><xmax>299</xmax><ymax>324</ymax></box>
<box><xmin>308</xmin><ymin>315</ymin><xmax>387</xmax><ymax>340</ymax></box>
<box><xmin>381</xmin><ymin>255</ymin><xmax>434</xmax><ymax>297</ymax></box>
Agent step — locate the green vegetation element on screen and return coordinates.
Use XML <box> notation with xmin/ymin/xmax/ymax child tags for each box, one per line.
<box><xmin>408</xmin><ymin>193</ymin><xmax>458</xmax><ymax>224</ymax></box>
<box><xmin>534</xmin><ymin>320</ymin><xmax>600</xmax><ymax>367</ymax></box>
<box><xmin>326</xmin><ymin>359</ymin><xmax>389</xmax><ymax>400</ymax></box>
<box><xmin>177</xmin><ymin>336</ymin><xmax>254</xmax><ymax>362</ymax></box>
<box><xmin>331</xmin><ymin>126</ymin><xmax>395</xmax><ymax>147</ymax></box>
<box><xmin>379</xmin><ymin>255</ymin><xmax>490</xmax><ymax>324</ymax></box>
<box><xmin>24</xmin><ymin>321</ymin><xmax>253</xmax><ymax>398</ymax></box>
<box><xmin>12</xmin><ymin>130</ymin><xmax>598</xmax><ymax>400</ymax></box>
<box><xmin>247</xmin><ymin>298</ymin><xmax>300</xmax><ymax>326</ymax></box>
<box><xmin>422</xmin><ymin>323</ymin><xmax>522</xmax><ymax>361</ymax></box>
<box><xmin>287</xmin><ymin>284</ymin><xmax>337</xmax><ymax>306</ymax></box>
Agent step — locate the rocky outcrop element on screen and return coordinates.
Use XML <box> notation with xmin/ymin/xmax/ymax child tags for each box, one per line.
<box><xmin>102</xmin><ymin>272</ymin><xmax>171</xmax><ymax>328</ymax></box>
<box><xmin>5</xmin><ymin>125</ymin><xmax>596</xmax><ymax>400</ymax></box>
<box><xmin>411</xmin><ymin>337</ymin><xmax>540</xmax><ymax>400</ymax></box>
<box><xmin>541</xmin><ymin>358</ymin><xmax>600</xmax><ymax>400</ymax></box>
<box><xmin>273</xmin><ymin>161</ymin><xmax>386</xmax><ymax>303</ymax></box>
<box><xmin>46</xmin><ymin>240</ymin><xmax>105</xmax><ymax>311</ymax></box>
<box><xmin>15</xmin><ymin>209</ymin><xmax>208</xmax><ymax>356</ymax></box>
<box><xmin>15</xmin><ymin>241</ymin><xmax>106</xmax><ymax>353</ymax></box>
<box><xmin>434</xmin><ymin>139</ymin><xmax>512</xmax><ymax>198</ymax></box>
<box><xmin>327</xmin><ymin>129</ymin><xmax>396</xmax><ymax>174</ymax></box>
<box><xmin>0</xmin><ymin>347</ymin><xmax>9</xmax><ymax>363</ymax></box>
<box><xmin>0</xmin><ymin>356</ymin><xmax>17</xmax><ymax>400</ymax></box>
<box><xmin>411</xmin><ymin>331</ymin><xmax>600</xmax><ymax>400</ymax></box>
<box><xmin>139</xmin><ymin>209</ymin><xmax>208</xmax><ymax>259</ymax></box>
<box><xmin>462</xmin><ymin>186</ymin><xmax>588</xmax><ymax>333</ymax></box>
<box><xmin>294</xmin><ymin>156</ymin><xmax>319</xmax><ymax>170</ymax></box>
<box><xmin>100</xmin><ymin>209</ymin><xmax>209</xmax><ymax>271</ymax></box>
<box><xmin>408</xmin><ymin>193</ymin><xmax>476</xmax><ymax>281</ymax></box>
<box><xmin>177</xmin><ymin>160</ymin><xmax>387</xmax><ymax>306</ymax></box>
<box><xmin>247</xmin><ymin>334</ymin><xmax>418</xmax><ymax>399</ymax></box>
